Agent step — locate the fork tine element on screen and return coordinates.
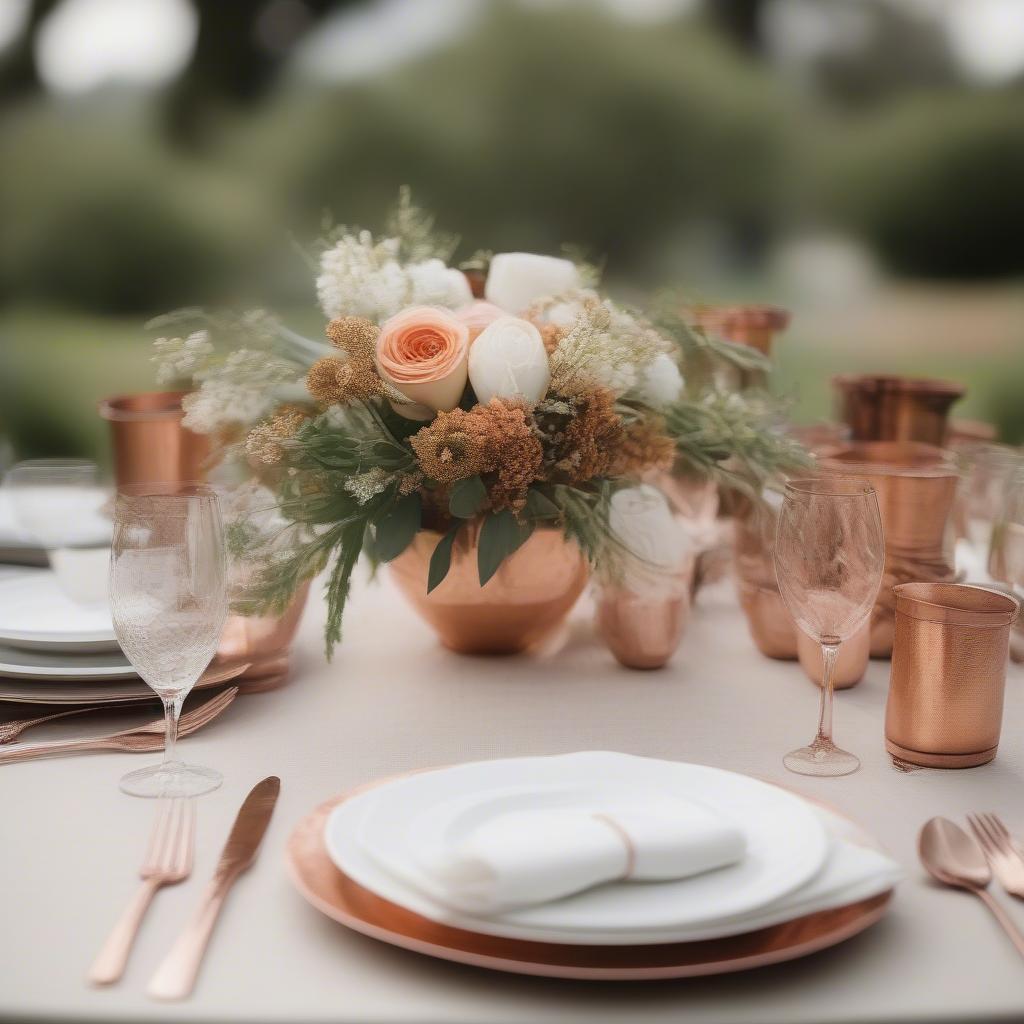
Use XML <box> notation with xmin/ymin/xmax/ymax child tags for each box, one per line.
<box><xmin>976</xmin><ymin>814</ymin><xmax>1006</xmax><ymax>855</ymax></box>
<box><xmin>985</xmin><ymin>813</ymin><xmax>1013</xmax><ymax>845</ymax></box>
<box><xmin>157</xmin><ymin>800</ymin><xmax>185</xmax><ymax>873</ymax></box>
<box><xmin>968</xmin><ymin>814</ymin><xmax>997</xmax><ymax>857</ymax></box>
<box><xmin>143</xmin><ymin>799</ymin><xmax>175</xmax><ymax>871</ymax></box>
<box><xmin>177</xmin><ymin>800</ymin><xmax>196</xmax><ymax>874</ymax></box>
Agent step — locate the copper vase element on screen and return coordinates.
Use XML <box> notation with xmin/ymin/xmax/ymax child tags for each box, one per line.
<box><xmin>817</xmin><ymin>442</ymin><xmax>959</xmax><ymax>657</ymax></box>
<box><xmin>833</xmin><ymin>374</ymin><xmax>965</xmax><ymax>446</ymax></box>
<box><xmin>388</xmin><ymin>526</ymin><xmax>588</xmax><ymax>655</ymax></box>
<box><xmin>734</xmin><ymin>498</ymin><xmax>798</xmax><ymax>659</ymax></box>
<box><xmin>98</xmin><ymin>391</ymin><xmax>209</xmax><ymax>487</ymax></box>
<box><xmin>217</xmin><ymin>583</ymin><xmax>310</xmax><ymax>686</ymax></box>
<box><xmin>886</xmin><ymin>582</ymin><xmax>1019</xmax><ymax>768</ymax></box>
<box><xmin>688</xmin><ymin>304</ymin><xmax>790</xmax><ymax>356</ymax></box>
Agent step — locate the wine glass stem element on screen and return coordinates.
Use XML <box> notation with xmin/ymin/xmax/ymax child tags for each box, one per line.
<box><xmin>815</xmin><ymin>641</ymin><xmax>840</xmax><ymax>746</ymax></box>
<box><xmin>162</xmin><ymin>695</ymin><xmax>184</xmax><ymax>766</ymax></box>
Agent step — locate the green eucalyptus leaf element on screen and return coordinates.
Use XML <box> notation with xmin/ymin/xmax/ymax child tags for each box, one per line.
<box><xmin>477</xmin><ymin>510</ymin><xmax>535</xmax><ymax>586</ymax></box>
<box><xmin>449</xmin><ymin>475</ymin><xmax>487</xmax><ymax>519</ymax></box>
<box><xmin>523</xmin><ymin>488</ymin><xmax>560</xmax><ymax>521</ymax></box>
<box><xmin>427</xmin><ymin>523</ymin><xmax>460</xmax><ymax>593</ymax></box>
<box><xmin>374</xmin><ymin>493</ymin><xmax>421</xmax><ymax>562</ymax></box>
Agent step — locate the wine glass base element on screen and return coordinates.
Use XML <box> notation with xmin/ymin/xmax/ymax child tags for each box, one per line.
<box><xmin>119</xmin><ymin>761</ymin><xmax>223</xmax><ymax>798</ymax></box>
<box><xmin>784</xmin><ymin>741</ymin><xmax>860</xmax><ymax>777</ymax></box>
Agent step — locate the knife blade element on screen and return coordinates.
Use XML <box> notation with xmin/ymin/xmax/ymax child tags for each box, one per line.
<box><xmin>147</xmin><ymin>776</ymin><xmax>281</xmax><ymax>1001</ymax></box>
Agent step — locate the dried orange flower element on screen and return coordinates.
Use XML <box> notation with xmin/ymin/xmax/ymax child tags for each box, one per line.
<box><xmin>554</xmin><ymin>387</ymin><xmax>624</xmax><ymax>483</ymax></box>
<box><xmin>245</xmin><ymin>404</ymin><xmax>309</xmax><ymax>464</ymax></box>
<box><xmin>411</xmin><ymin>399</ymin><xmax>544</xmax><ymax>512</ymax></box>
<box><xmin>306</xmin><ymin>356</ymin><xmax>384</xmax><ymax>406</ymax></box>
<box><xmin>410</xmin><ymin>408</ymin><xmax>490</xmax><ymax>484</ymax></box>
<box><xmin>611</xmin><ymin>416</ymin><xmax>677</xmax><ymax>477</ymax></box>
<box><xmin>326</xmin><ymin>316</ymin><xmax>380</xmax><ymax>360</ymax></box>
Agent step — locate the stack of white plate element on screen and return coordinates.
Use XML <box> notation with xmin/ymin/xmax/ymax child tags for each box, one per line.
<box><xmin>0</xmin><ymin>570</ymin><xmax>146</xmax><ymax>704</ymax></box>
<box><xmin>323</xmin><ymin>752</ymin><xmax>903</xmax><ymax>948</ymax></box>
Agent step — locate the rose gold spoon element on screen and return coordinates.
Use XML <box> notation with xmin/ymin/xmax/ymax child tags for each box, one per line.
<box><xmin>919</xmin><ymin>817</ymin><xmax>1024</xmax><ymax>960</ymax></box>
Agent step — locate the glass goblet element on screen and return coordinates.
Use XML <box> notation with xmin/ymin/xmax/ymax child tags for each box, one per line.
<box><xmin>774</xmin><ymin>477</ymin><xmax>884</xmax><ymax>777</ymax></box>
<box><xmin>109</xmin><ymin>484</ymin><xmax>228</xmax><ymax>798</ymax></box>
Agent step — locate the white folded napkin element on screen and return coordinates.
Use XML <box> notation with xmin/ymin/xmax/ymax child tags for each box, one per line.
<box><xmin>416</xmin><ymin>796</ymin><xmax>746</xmax><ymax>915</ymax></box>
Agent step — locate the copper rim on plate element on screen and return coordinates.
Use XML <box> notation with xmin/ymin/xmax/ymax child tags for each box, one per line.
<box><xmin>284</xmin><ymin>784</ymin><xmax>893</xmax><ymax>981</ymax></box>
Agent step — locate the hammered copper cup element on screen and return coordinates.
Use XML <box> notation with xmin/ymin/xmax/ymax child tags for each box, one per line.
<box><xmin>99</xmin><ymin>391</ymin><xmax>209</xmax><ymax>487</ymax></box>
<box><xmin>886</xmin><ymin>583</ymin><xmax>1020</xmax><ymax>768</ymax></box>
<box><xmin>833</xmin><ymin>374</ymin><xmax>964</xmax><ymax>446</ymax></box>
<box><xmin>817</xmin><ymin>442</ymin><xmax>959</xmax><ymax>657</ymax></box>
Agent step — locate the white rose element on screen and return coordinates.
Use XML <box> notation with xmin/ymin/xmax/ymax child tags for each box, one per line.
<box><xmin>407</xmin><ymin>259</ymin><xmax>473</xmax><ymax>309</ymax></box>
<box><xmin>638</xmin><ymin>353</ymin><xmax>684</xmax><ymax>407</ymax></box>
<box><xmin>485</xmin><ymin>252</ymin><xmax>582</xmax><ymax>313</ymax></box>
<box><xmin>609</xmin><ymin>485</ymin><xmax>689</xmax><ymax>592</ymax></box>
<box><xmin>468</xmin><ymin>316</ymin><xmax>550</xmax><ymax>406</ymax></box>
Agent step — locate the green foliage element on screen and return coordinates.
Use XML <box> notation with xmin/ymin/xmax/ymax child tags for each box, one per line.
<box><xmin>373</xmin><ymin>492</ymin><xmax>421</xmax><ymax>562</ymax></box>
<box><xmin>477</xmin><ymin>510</ymin><xmax>535</xmax><ymax>586</ymax></box>
<box><xmin>664</xmin><ymin>391</ymin><xmax>811</xmax><ymax>497</ymax></box>
<box><xmin>829</xmin><ymin>92</ymin><xmax>1024</xmax><ymax>279</ymax></box>
<box><xmin>449</xmin><ymin>476</ymin><xmax>487</xmax><ymax>519</ymax></box>
<box><xmin>427</xmin><ymin>524</ymin><xmax>461</xmax><ymax>593</ymax></box>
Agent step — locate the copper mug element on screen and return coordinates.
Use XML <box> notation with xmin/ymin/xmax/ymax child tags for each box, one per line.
<box><xmin>817</xmin><ymin>442</ymin><xmax>959</xmax><ymax>657</ymax></box>
<box><xmin>885</xmin><ymin>582</ymin><xmax>1020</xmax><ymax>768</ymax></box>
<box><xmin>833</xmin><ymin>374</ymin><xmax>964</xmax><ymax>446</ymax></box>
<box><xmin>99</xmin><ymin>391</ymin><xmax>209</xmax><ymax>487</ymax></box>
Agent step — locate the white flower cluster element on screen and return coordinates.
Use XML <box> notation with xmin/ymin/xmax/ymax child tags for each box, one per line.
<box><xmin>316</xmin><ymin>230</ymin><xmax>471</xmax><ymax>322</ymax></box>
<box><xmin>151</xmin><ymin>330</ymin><xmax>213</xmax><ymax>386</ymax></box>
<box><xmin>549</xmin><ymin>297</ymin><xmax>682</xmax><ymax>405</ymax></box>
<box><xmin>181</xmin><ymin>350</ymin><xmax>302</xmax><ymax>434</ymax></box>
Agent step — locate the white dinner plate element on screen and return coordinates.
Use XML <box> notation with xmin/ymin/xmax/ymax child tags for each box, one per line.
<box><xmin>327</xmin><ymin>752</ymin><xmax>830</xmax><ymax>945</ymax></box>
<box><xmin>0</xmin><ymin>643</ymin><xmax>136</xmax><ymax>681</ymax></box>
<box><xmin>0</xmin><ymin>572</ymin><xmax>118</xmax><ymax>651</ymax></box>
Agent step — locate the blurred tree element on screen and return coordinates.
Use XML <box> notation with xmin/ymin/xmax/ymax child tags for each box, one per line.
<box><xmin>0</xmin><ymin>0</ymin><xmax>60</xmax><ymax>99</ymax></box>
<box><xmin>802</xmin><ymin>0</ymin><xmax>959</xmax><ymax>108</ymax></box>
<box><xmin>702</xmin><ymin>0</ymin><xmax>767</xmax><ymax>55</ymax></box>
<box><xmin>164</xmin><ymin>0</ymin><xmax>355</xmax><ymax>145</ymax></box>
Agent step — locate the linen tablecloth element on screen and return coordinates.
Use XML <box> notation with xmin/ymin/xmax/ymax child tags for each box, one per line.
<box><xmin>2</xmin><ymin>568</ymin><xmax>1023</xmax><ymax>1024</ymax></box>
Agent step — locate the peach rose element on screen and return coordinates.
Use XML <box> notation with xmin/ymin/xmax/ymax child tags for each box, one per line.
<box><xmin>376</xmin><ymin>306</ymin><xmax>470</xmax><ymax>416</ymax></box>
<box><xmin>455</xmin><ymin>301</ymin><xmax>505</xmax><ymax>343</ymax></box>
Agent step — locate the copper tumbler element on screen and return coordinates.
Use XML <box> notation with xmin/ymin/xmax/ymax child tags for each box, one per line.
<box><xmin>99</xmin><ymin>391</ymin><xmax>209</xmax><ymax>487</ymax></box>
<box><xmin>817</xmin><ymin>442</ymin><xmax>958</xmax><ymax>657</ymax></box>
<box><xmin>833</xmin><ymin>374</ymin><xmax>964</xmax><ymax>446</ymax></box>
<box><xmin>886</xmin><ymin>582</ymin><xmax>1020</xmax><ymax>768</ymax></box>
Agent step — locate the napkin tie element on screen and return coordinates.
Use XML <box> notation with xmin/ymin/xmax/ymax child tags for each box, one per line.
<box><xmin>591</xmin><ymin>812</ymin><xmax>637</xmax><ymax>879</ymax></box>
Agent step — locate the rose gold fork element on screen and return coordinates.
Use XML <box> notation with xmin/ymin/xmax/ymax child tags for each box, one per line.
<box><xmin>89</xmin><ymin>797</ymin><xmax>196</xmax><ymax>985</ymax></box>
<box><xmin>0</xmin><ymin>704</ymin><xmax>145</xmax><ymax>744</ymax></box>
<box><xmin>968</xmin><ymin>813</ymin><xmax>1024</xmax><ymax>898</ymax></box>
<box><xmin>0</xmin><ymin>687</ymin><xmax>238</xmax><ymax>765</ymax></box>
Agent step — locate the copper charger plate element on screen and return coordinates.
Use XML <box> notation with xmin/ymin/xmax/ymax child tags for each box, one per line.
<box><xmin>285</xmin><ymin>786</ymin><xmax>893</xmax><ymax>981</ymax></box>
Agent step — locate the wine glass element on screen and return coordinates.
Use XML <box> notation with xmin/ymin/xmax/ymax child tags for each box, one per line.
<box><xmin>109</xmin><ymin>484</ymin><xmax>227</xmax><ymax>798</ymax></box>
<box><xmin>3</xmin><ymin>459</ymin><xmax>111</xmax><ymax>602</ymax></box>
<box><xmin>774</xmin><ymin>477</ymin><xmax>884</xmax><ymax>777</ymax></box>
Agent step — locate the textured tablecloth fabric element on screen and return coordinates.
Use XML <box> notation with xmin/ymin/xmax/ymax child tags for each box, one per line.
<box><xmin>1</xmin><ymin>566</ymin><xmax>1024</xmax><ymax>1024</ymax></box>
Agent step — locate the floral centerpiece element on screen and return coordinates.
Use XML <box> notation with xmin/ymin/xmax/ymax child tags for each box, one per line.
<box><xmin>153</xmin><ymin>191</ymin><xmax>804</xmax><ymax>657</ymax></box>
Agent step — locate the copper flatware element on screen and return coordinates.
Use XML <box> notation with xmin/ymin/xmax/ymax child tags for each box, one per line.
<box><xmin>968</xmin><ymin>814</ymin><xmax>1024</xmax><ymax>899</ymax></box>
<box><xmin>0</xmin><ymin>687</ymin><xmax>237</xmax><ymax>764</ymax></box>
<box><xmin>88</xmin><ymin>797</ymin><xmax>196</xmax><ymax>985</ymax></box>
<box><xmin>147</xmin><ymin>776</ymin><xmax>281</xmax><ymax>1000</ymax></box>
<box><xmin>919</xmin><ymin>817</ymin><xmax>1024</xmax><ymax>960</ymax></box>
<box><xmin>0</xmin><ymin>703</ymin><xmax>143</xmax><ymax>743</ymax></box>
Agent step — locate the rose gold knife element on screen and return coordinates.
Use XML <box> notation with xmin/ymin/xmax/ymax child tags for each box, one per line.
<box><xmin>147</xmin><ymin>776</ymin><xmax>280</xmax><ymax>1001</ymax></box>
